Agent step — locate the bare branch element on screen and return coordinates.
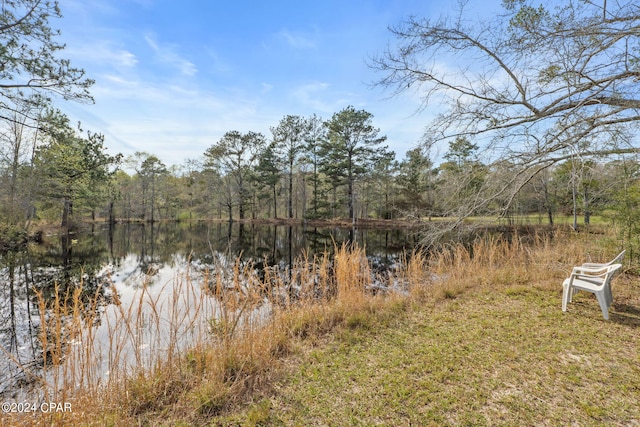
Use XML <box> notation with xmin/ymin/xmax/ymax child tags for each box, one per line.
<box><xmin>372</xmin><ymin>0</ymin><xmax>640</xmax><ymax>238</ymax></box>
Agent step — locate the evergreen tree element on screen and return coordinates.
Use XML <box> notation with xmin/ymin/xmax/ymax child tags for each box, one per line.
<box><xmin>254</xmin><ymin>142</ymin><xmax>282</xmax><ymax>218</ymax></box>
<box><xmin>34</xmin><ymin>110</ymin><xmax>121</xmax><ymax>228</ymax></box>
<box><xmin>271</xmin><ymin>115</ymin><xmax>311</xmax><ymax>219</ymax></box>
<box><xmin>320</xmin><ymin>106</ymin><xmax>388</xmax><ymax>222</ymax></box>
<box><xmin>397</xmin><ymin>147</ymin><xmax>434</xmax><ymax>218</ymax></box>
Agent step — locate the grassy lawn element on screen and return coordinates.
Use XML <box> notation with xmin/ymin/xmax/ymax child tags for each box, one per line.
<box><xmin>219</xmin><ymin>278</ymin><xmax>640</xmax><ymax>426</ymax></box>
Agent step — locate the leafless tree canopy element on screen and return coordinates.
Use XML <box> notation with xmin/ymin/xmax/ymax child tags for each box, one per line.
<box><xmin>371</xmin><ymin>0</ymin><xmax>640</xmax><ymax>223</ymax></box>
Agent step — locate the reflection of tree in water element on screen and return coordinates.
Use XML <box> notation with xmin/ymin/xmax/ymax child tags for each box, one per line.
<box><xmin>208</xmin><ymin>225</ymin><xmax>406</xmax><ymax>303</ymax></box>
<box><xmin>34</xmin><ymin>233</ymin><xmax>111</xmax><ymax>305</ymax></box>
<box><xmin>1</xmin><ymin>251</ymin><xmax>40</xmax><ymax>397</ymax></box>
<box><xmin>0</xmin><ymin>232</ymin><xmax>112</xmax><ymax>398</ymax></box>
<box><xmin>1</xmin><ymin>221</ymin><xmax>414</xmax><ymax>398</ymax></box>
<box><xmin>119</xmin><ymin>222</ymin><xmax>213</xmax><ymax>276</ymax></box>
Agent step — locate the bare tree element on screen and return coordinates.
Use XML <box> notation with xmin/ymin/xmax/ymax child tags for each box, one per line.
<box><xmin>0</xmin><ymin>102</ymin><xmax>42</xmax><ymax>223</ymax></box>
<box><xmin>371</xmin><ymin>0</ymin><xmax>640</xmax><ymax>230</ymax></box>
<box><xmin>204</xmin><ymin>131</ymin><xmax>265</xmax><ymax>221</ymax></box>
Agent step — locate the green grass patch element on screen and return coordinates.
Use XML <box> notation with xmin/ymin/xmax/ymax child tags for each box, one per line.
<box><xmin>217</xmin><ymin>283</ymin><xmax>640</xmax><ymax>426</ymax></box>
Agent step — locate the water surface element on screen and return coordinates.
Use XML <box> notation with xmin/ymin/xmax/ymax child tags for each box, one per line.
<box><xmin>0</xmin><ymin>222</ymin><xmax>418</xmax><ymax>398</ymax></box>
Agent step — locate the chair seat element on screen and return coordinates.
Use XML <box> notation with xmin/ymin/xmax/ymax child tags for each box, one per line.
<box><xmin>562</xmin><ymin>277</ymin><xmax>604</xmax><ymax>292</ymax></box>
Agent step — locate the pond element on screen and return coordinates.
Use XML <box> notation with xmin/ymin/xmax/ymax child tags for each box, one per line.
<box><xmin>0</xmin><ymin>222</ymin><xmax>421</xmax><ymax>399</ymax></box>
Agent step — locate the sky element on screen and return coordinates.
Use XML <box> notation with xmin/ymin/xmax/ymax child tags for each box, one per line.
<box><xmin>54</xmin><ymin>0</ymin><xmax>470</xmax><ymax>168</ymax></box>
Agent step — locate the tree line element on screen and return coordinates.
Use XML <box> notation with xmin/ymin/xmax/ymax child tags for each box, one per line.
<box><xmin>3</xmin><ymin>103</ymin><xmax>636</xmax><ymax>232</ymax></box>
<box><xmin>2</xmin><ymin>0</ymin><xmax>640</xmax><ymax>256</ymax></box>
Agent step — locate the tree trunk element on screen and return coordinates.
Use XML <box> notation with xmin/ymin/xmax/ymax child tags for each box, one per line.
<box><xmin>150</xmin><ymin>175</ymin><xmax>156</xmax><ymax>223</ymax></box>
<box><xmin>543</xmin><ymin>179</ymin><xmax>553</xmax><ymax>225</ymax></box>
<box><xmin>61</xmin><ymin>196</ymin><xmax>72</xmax><ymax>229</ymax></box>
<box><xmin>252</xmin><ymin>192</ymin><xmax>257</xmax><ymax>219</ymax></box>
<box><xmin>332</xmin><ymin>186</ymin><xmax>337</xmax><ymax>218</ymax></box>
<box><xmin>273</xmin><ymin>185</ymin><xmax>278</xmax><ymax>219</ymax></box>
<box><xmin>313</xmin><ymin>161</ymin><xmax>318</xmax><ymax>219</ymax></box>
<box><xmin>288</xmin><ymin>160</ymin><xmax>293</xmax><ymax>218</ymax></box>
<box><xmin>348</xmin><ymin>178</ymin><xmax>354</xmax><ymax>222</ymax></box>
<box><xmin>583</xmin><ymin>187</ymin><xmax>590</xmax><ymax>225</ymax></box>
<box><xmin>572</xmin><ymin>178</ymin><xmax>578</xmax><ymax>230</ymax></box>
<box><xmin>8</xmin><ymin>147</ymin><xmax>19</xmax><ymax>222</ymax></box>
<box><xmin>569</xmin><ymin>160</ymin><xmax>578</xmax><ymax>230</ymax></box>
<box><xmin>108</xmin><ymin>200</ymin><xmax>115</xmax><ymax>224</ymax></box>
<box><xmin>347</xmin><ymin>153</ymin><xmax>354</xmax><ymax>222</ymax></box>
<box><xmin>301</xmin><ymin>174</ymin><xmax>307</xmax><ymax>220</ymax></box>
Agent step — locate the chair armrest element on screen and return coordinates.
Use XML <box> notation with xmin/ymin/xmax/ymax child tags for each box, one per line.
<box><xmin>581</xmin><ymin>262</ymin><xmax>608</xmax><ymax>268</ymax></box>
<box><xmin>572</xmin><ymin>265</ymin><xmax>609</xmax><ymax>275</ymax></box>
<box><xmin>571</xmin><ymin>273</ymin><xmax>606</xmax><ymax>284</ymax></box>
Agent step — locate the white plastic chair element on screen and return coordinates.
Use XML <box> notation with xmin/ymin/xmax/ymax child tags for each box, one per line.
<box><xmin>562</xmin><ymin>263</ymin><xmax>622</xmax><ymax>320</ymax></box>
<box><xmin>568</xmin><ymin>250</ymin><xmax>625</xmax><ymax>306</ymax></box>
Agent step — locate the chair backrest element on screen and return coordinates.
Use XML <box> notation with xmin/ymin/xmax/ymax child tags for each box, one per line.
<box><xmin>605</xmin><ymin>263</ymin><xmax>623</xmax><ymax>283</ymax></box>
<box><xmin>582</xmin><ymin>250</ymin><xmax>625</xmax><ymax>268</ymax></box>
<box><xmin>611</xmin><ymin>250</ymin><xmax>626</xmax><ymax>265</ymax></box>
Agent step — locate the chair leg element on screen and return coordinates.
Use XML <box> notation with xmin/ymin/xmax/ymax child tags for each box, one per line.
<box><xmin>562</xmin><ymin>280</ymin><xmax>570</xmax><ymax>312</ymax></box>
<box><xmin>605</xmin><ymin>284</ymin><xmax>613</xmax><ymax>307</ymax></box>
<box><xmin>595</xmin><ymin>290</ymin><xmax>610</xmax><ymax>320</ymax></box>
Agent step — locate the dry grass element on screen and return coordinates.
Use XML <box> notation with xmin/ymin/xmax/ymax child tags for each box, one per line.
<box><xmin>2</xmin><ymin>244</ymin><xmax>395</xmax><ymax>426</ymax></box>
<box><xmin>2</xmin><ymin>228</ymin><xmax>636</xmax><ymax>426</ymax></box>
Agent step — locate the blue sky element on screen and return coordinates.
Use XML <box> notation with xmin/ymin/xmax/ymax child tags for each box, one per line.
<box><xmin>56</xmin><ymin>0</ymin><xmax>471</xmax><ymax>167</ymax></box>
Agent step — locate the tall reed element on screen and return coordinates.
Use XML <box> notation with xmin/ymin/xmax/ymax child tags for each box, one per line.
<box><xmin>427</xmin><ymin>229</ymin><xmax>600</xmax><ymax>299</ymax></box>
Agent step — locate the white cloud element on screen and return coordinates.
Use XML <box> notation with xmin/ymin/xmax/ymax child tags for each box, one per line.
<box><xmin>202</xmin><ymin>48</ymin><xmax>232</xmax><ymax>74</ymax></box>
<box><xmin>144</xmin><ymin>33</ymin><xmax>197</xmax><ymax>77</ymax></box>
<box><xmin>291</xmin><ymin>81</ymin><xmax>350</xmax><ymax>114</ymax></box>
<box><xmin>116</xmin><ymin>50</ymin><xmax>138</xmax><ymax>68</ymax></box>
<box><xmin>66</xmin><ymin>41</ymin><xmax>138</xmax><ymax>69</ymax></box>
<box><xmin>143</xmin><ymin>33</ymin><xmax>159</xmax><ymax>51</ymax></box>
<box><xmin>62</xmin><ymin>0</ymin><xmax>120</xmax><ymax>17</ymax></box>
<box><xmin>56</xmin><ymin>1</ymin><xmax>436</xmax><ymax>167</ymax></box>
<box><xmin>101</xmin><ymin>74</ymin><xmax>136</xmax><ymax>86</ymax></box>
<box><xmin>277</xmin><ymin>29</ymin><xmax>317</xmax><ymax>49</ymax></box>
<box><xmin>66</xmin><ymin>72</ymin><xmax>270</xmax><ymax>162</ymax></box>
